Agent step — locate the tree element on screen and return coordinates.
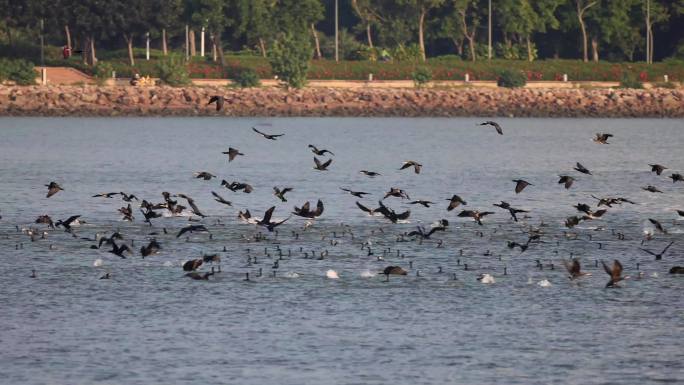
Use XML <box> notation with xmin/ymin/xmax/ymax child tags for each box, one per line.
<box><xmin>149</xmin><ymin>0</ymin><xmax>182</xmax><ymax>56</ymax></box>
<box><xmin>232</xmin><ymin>0</ymin><xmax>275</xmax><ymax>57</ymax></box>
<box><xmin>351</xmin><ymin>0</ymin><xmax>380</xmax><ymax>48</ymax></box>
<box><xmin>453</xmin><ymin>0</ymin><xmax>480</xmax><ymax>61</ymax></box>
<box><xmin>398</xmin><ymin>0</ymin><xmax>445</xmax><ymax>61</ymax></box>
<box><xmin>575</xmin><ymin>0</ymin><xmax>598</xmax><ymax>62</ymax></box>
<box><xmin>269</xmin><ymin>32</ymin><xmax>312</xmax><ymax>88</ymax></box>
<box><xmin>497</xmin><ymin>0</ymin><xmax>563</xmax><ymax>61</ymax></box>
<box><xmin>191</xmin><ymin>0</ymin><xmax>229</xmax><ymax>65</ymax></box>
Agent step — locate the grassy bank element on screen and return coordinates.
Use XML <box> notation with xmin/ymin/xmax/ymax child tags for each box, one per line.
<box><xmin>3</xmin><ymin>43</ymin><xmax>683</xmax><ymax>82</ymax></box>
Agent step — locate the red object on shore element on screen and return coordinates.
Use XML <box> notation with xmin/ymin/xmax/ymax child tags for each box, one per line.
<box><xmin>62</xmin><ymin>46</ymin><xmax>72</xmax><ymax>59</ymax></box>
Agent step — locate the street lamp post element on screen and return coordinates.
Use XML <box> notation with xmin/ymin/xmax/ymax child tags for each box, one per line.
<box><xmin>201</xmin><ymin>26</ymin><xmax>205</xmax><ymax>57</ymax></box>
<box><xmin>40</xmin><ymin>19</ymin><xmax>46</xmax><ymax>85</ymax></box>
<box><xmin>488</xmin><ymin>0</ymin><xmax>492</xmax><ymax>60</ymax></box>
<box><xmin>646</xmin><ymin>0</ymin><xmax>651</xmax><ymax>64</ymax></box>
<box><xmin>335</xmin><ymin>0</ymin><xmax>339</xmax><ymax>62</ymax></box>
<box><xmin>146</xmin><ymin>32</ymin><xmax>150</xmax><ymax>60</ymax></box>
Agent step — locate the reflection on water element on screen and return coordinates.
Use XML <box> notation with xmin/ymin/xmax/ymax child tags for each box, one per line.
<box><xmin>0</xmin><ymin>117</ymin><xmax>682</xmax><ymax>385</ymax></box>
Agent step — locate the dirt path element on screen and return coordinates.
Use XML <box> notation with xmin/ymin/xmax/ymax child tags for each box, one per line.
<box><xmin>35</xmin><ymin>67</ymin><xmax>94</xmax><ymax>85</ymax></box>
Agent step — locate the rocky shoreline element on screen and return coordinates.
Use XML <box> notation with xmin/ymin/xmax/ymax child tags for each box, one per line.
<box><xmin>1</xmin><ymin>85</ymin><xmax>682</xmax><ymax>117</ymax></box>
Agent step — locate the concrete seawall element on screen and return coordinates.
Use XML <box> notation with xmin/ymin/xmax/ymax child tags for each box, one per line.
<box><xmin>1</xmin><ymin>86</ymin><xmax>682</xmax><ymax>117</ymax></box>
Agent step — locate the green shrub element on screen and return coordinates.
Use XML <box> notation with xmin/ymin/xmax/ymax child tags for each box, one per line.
<box><xmin>412</xmin><ymin>66</ymin><xmax>432</xmax><ymax>87</ymax></box>
<box><xmin>269</xmin><ymin>33</ymin><xmax>312</xmax><ymax>89</ymax></box>
<box><xmin>156</xmin><ymin>56</ymin><xmax>190</xmax><ymax>86</ymax></box>
<box><xmin>619</xmin><ymin>72</ymin><xmax>643</xmax><ymax>89</ymax></box>
<box><xmin>390</xmin><ymin>44</ymin><xmax>422</xmax><ymax>62</ymax></box>
<box><xmin>0</xmin><ymin>58</ymin><xmax>36</xmax><ymax>85</ymax></box>
<box><xmin>497</xmin><ymin>69</ymin><xmax>526</xmax><ymax>88</ymax></box>
<box><xmin>232</xmin><ymin>67</ymin><xmax>261</xmax><ymax>88</ymax></box>
<box><xmin>93</xmin><ymin>61</ymin><xmax>114</xmax><ymax>85</ymax></box>
<box><xmin>652</xmin><ymin>81</ymin><xmax>676</xmax><ymax>89</ymax></box>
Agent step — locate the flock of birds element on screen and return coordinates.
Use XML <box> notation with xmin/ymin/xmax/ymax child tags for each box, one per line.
<box><xmin>5</xmin><ymin>110</ymin><xmax>684</xmax><ymax>289</ymax></box>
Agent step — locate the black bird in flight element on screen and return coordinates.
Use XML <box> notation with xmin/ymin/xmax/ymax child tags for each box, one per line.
<box><xmin>183</xmin><ymin>259</ymin><xmax>203</xmax><ymax>271</ymax></box>
<box><xmin>313</xmin><ymin>157</ymin><xmax>333</xmax><ymax>171</ymax></box>
<box><xmin>176</xmin><ymin>225</ymin><xmax>210</xmax><ymax>238</ymax></box>
<box><xmin>222</xmin><ymin>147</ymin><xmax>244</xmax><ymax>162</ymax></box>
<box><xmin>308</xmin><ymin>145</ymin><xmax>335</xmax><ymax>156</ymax></box>
<box><xmin>648</xmin><ymin>218</ymin><xmax>668</xmax><ymax>234</ymax></box>
<box><xmin>562</xmin><ymin>258</ymin><xmax>591</xmax><ymax>280</ymax></box>
<box><xmin>591</xmin><ymin>195</ymin><xmax>635</xmax><ymax>207</ymax></box>
<box><xmin>55</xmin><ymin>215</ymin><xmax>80</xmax><ymax>233</ymax></box>
<box><xmin>359</xmin><ymin>170</ymin><xmax>381</xmax><ymax>177</ymax></box>
<box><xmin>45</xmin><ymin>182</ymin><xmax>63</xmax><ymax>198</ymax></box>
<box><xmin>258</xmin><ymin>206</ymin><xmax>291</xmax><ymax>232</ymax></box>
<box><xmin>140</xmin><ymin>239</ymin><xmax>161</xmax><ymax>258</ymax></box>
<box><xmin>108</xmin><ymin>240</ymin><xmax>132</xmax><ymax>259</ymax></box>
<box><xmin>221</xmin><ymin>180</ymin><xmax>254</xmax><ymax>193</ymax></box>
<box><xmin>479</xmin><ymin>121</ymin><xmax>503</xmax><ymax>135</ymax></box>
<box><xmin>252</xmin><ymin>127</ymin><xmax>284</xmax><ymax>140</ymax></box>
<box><xmin>457</xmin><ymin>210</ymin><xmax>494</xmax><ymax>226</ymax></box>
<box><xmin>513</xmin><ymin>179</ymin><xmax>532</xmax><ymax>194</ymax></box>
<box><xmin>120</xmin><ymin>192</ymin><xmax>138</xmax><ymax>202</ymax></box>
<box><xmin>194</xmin><ymin>171</ymin><xmax>216</xmax><ymax>181</ymax></box>
<box><xmin>35</xmin><ymin>215</ymin><xmax>55</xmax><ymax>229</ymax></box>
<box><xmin>409</xmin><ymin>200</ymin><xmax>433</xmax><ymax>208</ymax></box>
<box><xmin>211</xmin><ymin>191</ymin><xmax>232</xmax><ymax>206</ymax></box>
<box><xmin>399</xmin><ymin>161</ymin><xmax>422</xmax><ymax>174</ymax></box>
<box><xmin>176</xmin><ymin>194</ymin><xmax>206</xmax><ymax>218</ymax></box>
<box><xmin>293</xmin><ymin>200</ymin><xmax>324</xmax><ymax>219</ymax></box>
<box><xmin>446</xmin><ymin>195</ymin><xmax>467</xmax><ymax>211</ymax></box>
<box><xmin>593</xmin><ymin>132</ymin><xmax>613</xmax><ymax>144</ymax></box>
<box><xmin>650</xmin><ymin>164</ymin><xmax>667</xmax><ymax>175</ymax></box>
<box><xmin>384</xmin><ymin>187</ymin><xmax>410</xmax><ymax>200</ymax></box>
<box><xmin>669</xmin><ymin>173</ymin><xmax>683</xmax><ymax>183</ymax></box>
<box><xmin>407</xmin><ymin>225</ymin><xmax>446</xmax><ymax>239</ymax></box>
<box><xmin>558</xmin><ymin>175</ymin><xmax>575</xmax><ymax>189</ymax></box>
<box><xmin>640</xmin><ymin>241</ymin><xmax>674</xmax><ymax>260</ymax></box>
<box><xmin>273</xmin><ymin>187</ymin><xmax>293</xmax><ymax>202</ymax></box>
<box><xmin>92</xmin><ymin>192</ymin><xmax>120</xmax><ymax>198</ymax></box>
<box><xmin>375</xmin><ymin>201</ymin><xmax>410</xmax><ymax>223</ymax></box>
<box><xmin>573</xmin><ymin>162</ymin><xmax>592</xmax><ymax>175</ymax></box>
<box><xmin>601</xmin><ymin>259</ymin><xmax>627</xmax><ymax>288</ymax></box>
<box><xmin>208</xmin><ymin>95</ymin><xmax>224</xmax><ymax>111</ymax></box>
<box><xmin>642</xmin><ymin>185</ymin><xmax>663</xmax><ymax>193</ymax></box>
<box><xmin>340</xmin><ymin>187</ymin><xmax>370</xmax><ymax>198</ymax></box>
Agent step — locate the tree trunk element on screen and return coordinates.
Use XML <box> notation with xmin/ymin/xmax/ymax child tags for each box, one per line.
<box><xmin>467</xmin><ymin>36</ymin><xmax>476</xmax><ymax>62</ymax></box>
<box><xmin>211</xmin><ymin>34</ymin><xmax>217</xmax><ymax>62</ymax></box>
<box><xmin>366</xmin><ymin>23</ymin><xmax>373</xmax><ymax>48</ymax></box>
<box><xmin>89</xmin><ymin>35</ymin><xmax>97</xmax><ymax>66</ymax></box>
<box><xmin>6</xmin><ymin>26</ymin><xmax>12</xmax><ymax>46</ymax></box>
<box><xmin>418</xmin><ymin>9</ymin><xmax>426</xmax><ymax>61</ymax></box>
<box><xmin>82</xmin><ymin>36</ymin><xmax>88</xmax><ymax>65</ymax></box>
<box><xmin>259</xmin><ymin>38</ymin><xmax>267</xmax><ymax>57</ymax></box>
<box><xmin>591</xmin><ymin>37</ymin><xmax>599</xmax><ymax>62</ymax></box>
<box><xmin>64</xmin><ymin>25</ymin><xmax>72</xmax><ymax>50</ymax></box>
<box><xmin>162</xmin><ymin>28</ymin><xmax>168</xmax><ymax>55</ymax></box>
<box><xmin>526</xmin><ymin>36</ymin><xmax>533</xmax><ymax>62</ymax></box>
<box><xmin>125</xmin><ymin>35</ymin><xmax>135</xmax><ymax>66</ymax></box>
<box><xmin>458</xmin><ymin>8</ymin><xmax>476</xmax><ymax>62</ymax></box>
<box><xmin>311</xmin><ymin>24</ymin><xmax>322</xmax><ymax>59</ymax></box>
<box><xmin>451</xmin><ymin>38</ymin><xmax>463</xmax><ymax>56</ymax></box>
<box><xmin>189</xmin><ymin>29</ymin><xmax>196</xmax><ymax>56</ymax></box>
<box><xmin>579</xmin><ymin>16</ymin><xmax>588</xmax><ymax>62</ymax></box>
<box><xmin>215</xmin><ymin>32</ymin><xmax>224</xmax><ymax>66</ymax></box>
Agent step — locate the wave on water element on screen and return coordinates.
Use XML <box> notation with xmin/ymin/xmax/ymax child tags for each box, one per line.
<box><xmin>93</xmin><ymin>258</ymin><xmax>103</xmax><ymax>267</ymax></box>
<box><xmin>326</xmin><ymin>269</ymin><xmax>339</xmax><ymax>279</ymax></box>
<box><xmin>360</xmin><ymin>270</ymin><xmax>376</xmax><ymax>278</ymax></box>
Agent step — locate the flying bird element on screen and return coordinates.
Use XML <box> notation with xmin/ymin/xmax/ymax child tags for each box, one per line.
<box><xmin>648</xmin><ymin>218</ymin><xmax>667</xmax><ymax>234</ymax></box>
<box><xmin>340</xmin><ymin>187</ymin><xmax>370</xmax><ymax>198</ymax></box>
<box><xmin>176</xmin><ymin>225</ymin><xmax>209</xmax><ymax>238</ymax></box>
<box><xmin>593</xmin><ymin>133</ymin><xmax>613</xmax><ymax>144</ymax></box>
<box><xmin>293</xmin><ymin>200</ymin><xmax>324</xmax><ymax>219</ymax></box>
<box><xmin>669</xmin><ymin>173</ymin><xmax>683</xmax><ymax>183</ymax></box>
<box><xmin>108</xmin><ymin>240</ymin><xmax>132</xmax><ymax>259</ymax></box>
<box><xmin>359</xmin><ymin>170</ymin><xmax>381</xmax><ymax>177</ymax></box>
<box><xmin>562</xmin><ymin>258</ymin><xmax>591</xmax><ymax>280</ymax></box>
<box><xmin>601</xmin><ymin>259</ymin><xmax>627</xmax><ymax>288</ymax></box>
<box><xmin>194</xmin><ymin>172</ymin><xmax>215</xmax><ymax>181</ymax></box>
<box><xmin>222</xmin><ymin>147</ymin><xmax>244</xmax><ymax>162</ymax></box>
<box><xmin>308</xmin><ymin>145</ymin><xmax>334</xmax><ymax>156</ymax></box>
<box><xmin>273</xmin><ymin>187</ymin><xmax>293</xmax><ymax>202</ymax></box>
<box><xmin>479</xmin><ymin>121</ymin><xmax>503</xmax><ymax>135</ymax></box>
<box><xmin>457</xmin><ymin>210</ymin><xmax>494</xmax><ymax>226</ymax></box>
<box><xmin>558</xmin><ymin>175</ymin><xmax>575</xmax><ymax>189</ymax></box>
<box><xmin>573</xmin><ymin>162</ymin><xmax>592</xmax><ymax>175</ymax></box>
<box><xmin>513</xmin><ymin>179</ymin><xmax>532</xmax><ymax>194</ymax></box>
<box><xmin>183</xmin><ymin>259</ymin><xmax>203</xmax><ymax>271</ymax></box>
<box><xmin>45</xmin><ymin>182</ymin><xmax>63</xmax><ymax>198</ymax></box>
<box><xmin>642</xmin><ymin>185</ymin><xmax>662</xmax><ymax>193</ymax></box>
<box><xmin>399</xmin><ymin>161</ymin><xmax>422</xmax><ymax>174</ymax></box>
<box><xmin>211</xmin><ymin>191</ymin><xmax>232</xmax><ymax>206</ymax></box>
<box><xmin>258</xmin><ymin>206</ymin><xmax>291</xmax><ymax>232</ymax></box>
<box><xmin>55</xmin><ymin>215</ymin><xmax>80</xmax><ymax>233</ymax></box>
<box><xmin>313</xmin><ymin>157</ymin><xmax>333</xmax><ymax>171</ymax></box>
<box><xmin>208</xmin><ymin>95</ymin><xmax>224</xmax><ymax>111</ymax></box>
<box><xmin>140</xmin><ymin>239</ymin><xmax>161</xmax><ymax>258</ymax></box>
<box><xmin>383</xmin><ymin>187</ymin><xmax>410</xmax><ymax>200</ymax></box>
<box><xmin>640</xmin><ymin>241</ymin><xmax>674</xmax><ymax>260</ymax></box>
<box><xmin>446</xmin><ymin>195</ymin><xmax>467</xmax><ymax>211</ymax></box>
<box><xmin>409</xmin><ymin>200</ymin><xmax>433</xmax><ymax>208</ymax></box>
<box><xmin>252</xmin><ymin>127</ymin><xmax>284</xmax><ymax>140</ymax></box>
<box><xmin>650</xmin><ymin>164</ymin><xmax>667</xmax><ymax>175</ymax></box>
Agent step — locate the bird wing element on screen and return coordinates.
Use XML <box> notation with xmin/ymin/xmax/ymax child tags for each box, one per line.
<box><xmin>458</xmin><ymin>210</ymin><xmax>475</xmax><ymax>218</ymax></box>
<box><xmin>314</xmin><ymin>200</ymin><xmax>324</xmax><ymax>217</ymax></box>
<box><xmin>282</xmin><ymin>187</ymin><xmax>293</xmax><ymax>194</ymax></box>
<box><xmin>395</xmin><ymin>210</ymin><xmax>411</xmax><ymax>220</ymax></box>
<box><xmin>493</xmin><ymin>122</ymin><xmax>503</xmax><ymax>135</ymax></box>
<box><xmin>399</xmin><ymin>162</ymin><xmax>412</xmax><ymax>170</ymax></box>
<box><xmin>639</xmin><ymin>248</ymin><xmax>657</xmax><ymax>256</ymax></box>
<box><xmin>208</xmin><ymin>95</ymin><xmax>219</xmax><ymax>105</ymax></box>
<box><xmin>64</xmin><ymin>215</ymin><xmax>81</xmax><ymax>226</ymax></box>
<box><xmin>661</xmin><ymin>241</ymin><xmax>675</xmax><ymax>255</ymax></box>
<box><xmin>262</xmin><ymin>206</ymin><xmax>275</xmax><ymax>224</ymax></box>
<box><xmin>313</xmin><ymin>157</ymin><xmax>322</xmax><ymax>168</ymax></box>
<box><xmin>321</xmin><ymin>158</ymin><xmax>333</xmax><ymax>169</ymax></box>
<box><xmin>252</xmin><ymin>127</ymin><xmax>267</xmax><ymax>137</ymax></box>
<box><xmin>601</xmin><ymin>260</ymin><xmax>613</xmax><ymax>276</ymax></box>
<box><xmin>356</xmin><ymin>201</ymin><xmax>372</xmax><ymax>214</ymax></box>
<box><xmin>514</xmin><ymin>181</ymin><xmax>526</xmax><ymax>194</ymax></box>
<box><xmin>613</xmin><ymin>260</ymin><xmax>623</xmax><ymax>278</ymax></box>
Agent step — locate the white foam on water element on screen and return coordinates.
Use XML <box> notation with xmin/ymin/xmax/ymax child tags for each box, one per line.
<box><xmin>478</xmin><ymin>274</ymin><xmax>495</xmax><ymax>284</ymax></box>
<box><xmin>284</xmin><ymin>271</ymin><xmax>300</xmax><ymax>278</ymax></box>
<box><xmin>162</xmin><ymin>261</ymin><xmax>174</xmax><ymax>267</ymax></box>
<box><xmin>93</xmin><ymin>258</ymin><xmax>103</xmax><ymax>267</ymax></box>
<box><xmin>326</xmin><ymin>269</ymin><xmax>339</xmax><ymax>279</ymax></box>
<box><xmin>360</xmin><ymin>270</ymin><xmax>375</xmax><ymax>278</ymax></box>
<box><xmin>537</xmin><ymin>279</ymin><xmax>552</xmax><ymax>287</ymax></box>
